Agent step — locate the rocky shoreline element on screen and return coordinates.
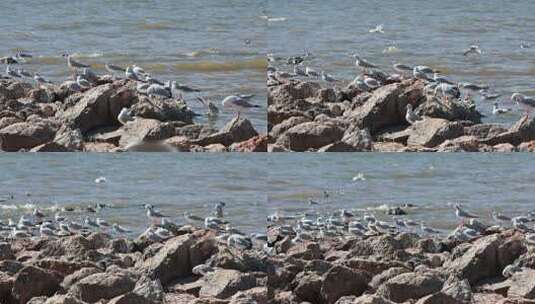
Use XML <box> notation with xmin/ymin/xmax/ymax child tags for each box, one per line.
<box><xmin>267</xmin><ymin>77</ymin><xmax>535</xmax><ymax>152</ymax></box>
<box><xmin>1</xmin><ymin>223</ymin><xmax>534</xmax><ymax>303</ymax></box>
<box><xmin>0</xmin><ymin>78</ymin><xmax>266</xmax><ymax>152</ymax></box>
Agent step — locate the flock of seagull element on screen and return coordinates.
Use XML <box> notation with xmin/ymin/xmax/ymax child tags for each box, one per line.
<box><xmin>267</xmin><ymin>45</ymin><xmax>535</xmax><ymax>124</ymax></box>
<box><xmin>266</xmin><ymin>199</ymin><xmax>535</xmax><ymax>247</ymax></box>
<box><xmin>0</xmin><ymin>196</ymin><xmax>269</xmax><ymax>253</ymax></box>
<box><xmin>0</xmin><ymin>52</ymin><xmax>261</xmax><ymax>121</ymax></box>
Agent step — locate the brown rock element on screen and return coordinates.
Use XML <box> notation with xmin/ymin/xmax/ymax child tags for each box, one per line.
<box><xmin>107</xmin><ymin>293</ymin><xmax>156</xmax><ymax>304</ymax></box>
<box><xmin>321</xmin><ymin>265</ymin><xmax>370</xmax><ymax>304</ymax></box>
<box><xmin>335</xmin><ymin>295</ymin><xmax>396</xmax><ymax>304</ymax></box>
<box><xmin>518</xmin><ymin>140</ymin><xmax>535</xmax><ymax>152</ymax></box>
<box><xmin>193</xmin><ymin>116</ymin><xmax>259</xmax><ymax>147</ymax></box>
<box><xmin>118</xmin><ymin>118</ymin><xmax>176</xmax><ymax>147</ymax></box>
<box><xmin>508</xmin><ymin>270</ymin><xmax>535</xmax><ymax>299</ymax></box>
<box><xmin>230</xmin><ymin>134</ymin><xmax>268</xmax><ymax>152</ymax></box>
<box><xmin>276</xmin><ymin>121</ymin><xmax>344</xmax><ymax>151</ymax></box>
<box><xmin>0</xmin><ymin>121</ymin><xmax>57</xmax><ymax>151</ymax></box>
<box><xmin>12</xmin><ymin>266</ymin><xmax>61</xmax><ymax>303</ymax></box>
<box><xmin>69</xmin><ymin>271</ymin><xmax>136</xmax><ymax>303</ymax></box>
<box><xmin>270</xmin><ymin>116</ymin><xmax>311</xmax><ymax>138</ymax></box>
<box><xmin>199</xmin><ymin>269</ymin><xmax>257</xmax><ymax>299</ymax></box>
<box><xmin>294</xmin><ymin>273</ymin><xmax>323</xmax><ymax>303</ymax></box>
<box><xmin>406</xmin><ymin>118</ymin><xmax>465</xmax><ymax>148</ymax></box>
<box><xmin>376</xmin><ymin>272</ymin><xmax>443</xmax><ymax>303</ymax></box>
<box><xmin>140</xmin><ymin>235</ymin><xmax>192</xmax><ymax>285</ymax></box>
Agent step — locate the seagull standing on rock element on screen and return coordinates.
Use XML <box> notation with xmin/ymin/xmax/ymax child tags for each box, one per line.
<box><xmin>117</xmin><ymin>108</ymin><xmax>134</xmax><ymax>125</ymax></box>
<box><xmin>352</xmin><ymin>54</ymin><xmax>378</xmax><ymax>71</ymax></box>
<box><xmin>455</xmin><ymin>204</ymin><xmax>479</xmax><ymax>224</ymax></box>
<box><xmin>405</xmin><ymin>104</ymin><xmax>422</xmax><ymax>124</ymax></box>
<box><xmin>63</xmin><ymin>54</ymin><xmax>91</xmax><ymax>72</ymax></box>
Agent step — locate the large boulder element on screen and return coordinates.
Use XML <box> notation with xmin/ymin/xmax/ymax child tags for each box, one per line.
<box><xmin>406</xmin><ymin>118</ymin><xmax>465</xmax><ymax>148</ymax></box>
<box><xmin>347</xmin><ymin>80</ymin><xmax>425</xmax><ymax>134</ymax></box>
<box><xmin>192</xmin><ymin>116</ymin><xmax>258</xmax><ymax>147</ymax></box>
<box><xmin>376</xmin><ymin>272</ymin><xmax>443</xmax><ymax>303</ymax></box>
<box><xmin>118</xmin><ymin>118</ymin><xmax>176</xmax><ymax>147</ymax></box>
<box><xmin>321</xmin><ymin>266</ymin><xmax>370</xmax><ymax>304</ymax></box>
<box><xmin>294</xmin><ymin>273</ymin><xmax>323</xmax><ymax>303</ymax></box>
<box><xmin>59</xmin><ymin>83</ymin><xmax>135</xmax><ymax>133</ymax></box>
<box><xmin>198</xmin><ymin>269</ymin><xmax>257</xmax><ymax>299</ymax></box>
<box><xmin>481</xmin><ymin>115</ymin><xmax>535</xmax><ymax>146</ymax></box>
<box><xmin>68</xmin><ymin>271</ymin><xmax>136</xmax><ymax>303</ymax></box>
<box><xmin>508</xmin><ymin>269</ymin><xmax>535</xmax><ymax>299</ymax></box>
<box><xmin>131</xmin><ymin>96</ymin><xmax>195</xmax><ymax>123</ymax></box>
<box><xmin>0</xmin><ymin>80</ymin><xmax>33</xmax><ymax>100</ymax></box>
<box><xmin>140</xmin><ymin>235</ymin><xmax>192</xmax><ymax>285</ymax></box>
<box><xmin>0</xmin><ymin>121</ymin><xmax>57</xmax><ymax>151</ymax></box>
<box><xmin>12</xmin><ymin>266</ymin><xmax>61</xmax><ymax>303</ymax></box>
<box><xmin>276</xmin><ymin>121</ymin><xmax>344</xmax><ymax>151</ymax></box>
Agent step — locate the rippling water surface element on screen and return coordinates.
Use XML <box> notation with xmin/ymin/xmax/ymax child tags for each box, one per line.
<box><xmin>0</xmin><ymin>0</ymin><xmax>268</xmax><ymax>130</ymax></box>
<box><xmin>1</xmin><ymin>154</ymin><xmax>534</xmax><ymax>233</ymax></box>
<box><xmin>267</xmin><ymin>0</ymin><xmax>535</xmax><ymax>125</ymax></box>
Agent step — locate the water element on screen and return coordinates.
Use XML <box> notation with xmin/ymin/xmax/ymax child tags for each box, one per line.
<box><xmin>267</xmin><ymin>153</ymin><xmax>535</xmax><ymax>230</ymax></box>
<box><xmin>0</xmin><ymin>0</ymin><xmax>268</xmax><ymax>130</ymax></box>
<box><xmin>0</xmin><ymin>153</ymin><xmax>267</xmax><ymax>234</ymax></box>
<box><xmin>266</xmin><ymin>0</ymin><xmax>535</xmax><ymax>125</ymax></box>
<box><xmin>1</xmin><ymin>153</ymin><xmax>534</xmax><ymax>234</ymax></box>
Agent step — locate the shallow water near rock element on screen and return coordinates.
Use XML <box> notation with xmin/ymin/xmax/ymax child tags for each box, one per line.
<box><xmin>267</xmin><ymin>0</ymin><xmax>535</xmax><ymax>125</ymax></box>
<box><xmin>0</xmin><ymin>0</ymin><xmax>268</xmax><ymax>130</ymax></box>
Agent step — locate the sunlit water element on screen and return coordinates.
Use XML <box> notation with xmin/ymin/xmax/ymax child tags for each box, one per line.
<box><xmin>266</xmin><ymin>0</ymin><xmax>535</xmax><ymax>125</ymax></box>
<box><xmin>0</xmin><ymin>0</ymin><xmax>268</xmax><ymax>130</ymax></box>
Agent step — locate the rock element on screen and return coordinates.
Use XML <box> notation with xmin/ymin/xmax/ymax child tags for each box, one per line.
<box><xmin>199</xmin><ymin>269</ymin><xmax>257</xmax><ymax>299</ymax></box>
<box><xmin>406</xmin><ymin>118</ymin><xmax>465</xmax><ymax>148</ymax></box>
<box><xmin>61</xmin><ymin>267</ymin><xmax>101</xmax><ymax>290</ymax></box>
<box><xmin>370</xmin><ymin>267</ymin><xmax>410</xmax><ymax>290</ymax></box>
<box><xmin>131</xmin><ymin>96</ymin><xmax>195</xmax><ymax>123</ymax></box>
<box><xmin>287</xmin><ymin>242</ymin><xmax>322</xmax><ymax>260</ymax></box>
<box><xmin>294</xmin><ymin>273</ymin><xmax>323</xmax><ymax>303</ymax></box>
<box><xmin>437</xmin><ymin>136</ymin><xmax>480</xmax><ymax>152</ymax></box>
<box><xmin>482</xmin><ymin>115</ymin><xmax>535</xmax><ymax>146</ymax></box>
<box><xmin>133</xmin><ymin>276</ymin><xmax>165</xmax><ymax>303</ymax></box>
<box><xmin>518</xmin><ymin>140</ymin><xmax>535</xmax><ymax>152</ymax></box>
<box><xmin>0</xmin><ymin>116</ymin><xmax>23</xmax><ymax>129</ymax></box>
<box><xmin>493</xmin><ymin>143</ymin><xmax>516</xmax><ymax>152</ymax></box>
<box><xmin>270</xmin><ymin>116</ymin><xmax>311</xmax><ymax>138</ymax></box>
<box><xmin>0</xmin><ymin>121</ymin><xmax>57</xmax><ymax>151</ymax></box>
<box><xmin>0</xmin><ymin>271</ymin><xmax>15</xmax><ymax>304</ymax></box>
<box><xmin>347</xmin><ymin>80</ymin><xmax>426</xmax><ymax>134</ymax></box>
<box><xmin>118</xmin><ymin>118</ymin><xmax>176</xmax><ymax>147</ymax></box>
<box><xmin>59</xmin><ymin>83</ymin><xmax>134</xmax><ymax>133</ymax></box>
<box><xmin>464</xmin><ymin>124</ymin><xmax>508</xmax><ymax>139</ymax></box>
<box><xmin>53</xmin><ymin>126</ymin><xmax>84</xmax><ymax>151</ymax></box>
<box><xmin>140</xmin><ymin>235</ymin><xmax>192</xmax><ymax>285</ymax></box>
<box><xmin>229</xmin><ymin>286</ymin><xmax>268</xmax><ymax>304</ymax></box>
<box><xmin>12</xmin><ymin>266</ymin><xmax>61</xmax><ymax>304</ymax></box>
<box><xmin>441</xmin><ymin>277</ymin><xmax>472</xmax><ymax>303</ymax></box>
<box><xmin>30</xmin><ymin>142</ymin><xmax>73</xmax><ymax>152</ymax></box>
<box><xmin>508</xmin><ymin>269</ymin><xmax>535</xmax><ymax>299</ymax></box>
<box><xmin>268</xmin><ymin>81</ymin><xmax>321</xmax><ymax>106</ymax></box>
<box><xmin>28</xmin><ymin>87</ymin><xmax>55</xmax><ymax>103</ymax></box>
<box><xmin>318</xmin><ymin>141</ymin><xmax>359</xmax><ymax>152</ymax></box>
<box><xmin>0</xmin><ymin>80</ymin><xmax>33</xmax><ymax>100</ymax></box>
<box><xmin>320</xmin><ymin>265</ymin><xmax>370</xmax><ymax>304</ymax></box>
<box><xmin>230</xmin><ymin>134</ymin><xmax>268</xmax><ymax>152</ymax></box>
<box><xmin>39</xmin><ymin>294</ymin><xmax>87</xmax><ymax>304</ymax></box>
<box><xmin>376</xmin><ymin>272</ymin><xmax>443</xmax><ymax>303</ymax></box>
<box><xmin>276</xmin><ymin>121</ymin><xmax>344</xmax><ymax>151</ymax></box>
<box><xmin>0</xmin><ymin>243</ymin><xmax>14</xmax><ymax>261</ymax></box>
<box><xmin>69</xmin><ymin>271</ymin><xmax>136</xmax><ymax>303</ymax></box>
<box><xmin>414</xmin><ymin>293</ymin><xmax>460</xmax><ymax>304</ymax></box>
<box><xmin>195</xmin><ymin>116</ymin><xmax>259</xmax><ymax>147</ymax></box>
<box><xmin>335</xmin><ymin>295</ymin><xmax>396</xmax><ymax>304</ymax></box>
<box><xmin>340</xmin><ymin>128</ymin><xmax>373</xmax><ymax>151</ymax></box>
<box><xmin>417</xmin><ymin>97</ymin><xmax>482</xmax><ymax>123</ymax></box>
<box><xmin>107</xmin><ymin>293</ymin><xmax>156</xmax><ymax>304</ymax></box>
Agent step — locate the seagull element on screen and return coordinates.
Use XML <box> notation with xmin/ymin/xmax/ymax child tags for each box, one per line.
<box><xmin>353</xmin><ymin>54</ymin><xmax>378</xmax><ymax>70</ymax></box>
<box><xmin>125</xmin><ymin>66</ymin><xmax>142</xmax><ymax>81</ymax></box>
<box><xmin>222</xmin><ymin>95</ymin><xmax>260</xmax><ymax>114</ymax></box>
<box><xmin>305</xmin><ymin>66</ymin><xmax>319</xmax><ymax>77</ymax></box>
<box><xmin>464</xmin><ymin>45</ymin><xmax>482</xmax><ymax>56</ymax></box>
<box><xmin>455</xmin><ymin>204</ymin><xmax>479</xmax><ymax>220</ymax></box>
<box><xmin>40</xmin><ymin>224</ymin><xmax>56</xmax><ymax>237</ymax></box>
<box><xmin>369</xmin><ymin>24</ymin><xmax>384</xmax><ymax>34</ymax></box>
<box><xmin>393</xmin><ymin>63</ymin><xmax>413</xmax><ymax>74</ymax></box>
<box><xmin>172</xmin><ymin>81</ymin><xmax>201</xmax><ymax>93</ymax></box>
<box><xmin>112</xmin><ymin>223</ymin><xmax>131</xmax><ymax>234</ymax></box>
<box><xmin>95</xmin><ymin>176</ymin><xmax>107</xmax><ymax>184</ymax></box>
<box><xmin>421</xmin><ymin>222</ymin><xmax>439</xmax><ymax>234</ymax></box>
<box><xmin>34</xmin><ymin>73</ymin><xmax>50</xmax><ymax>85</ymax></box>
<box><xmin>363</xmin><ymin>77</ymin><xmax>380</xmax><ymax>89</ymax></box>
<box><xmin>433</xmin><ymin>73</ymin><xmax>455</xmax><ymax>85</ymax></box>
<box><xmin>117</xmin><ymin>108</ymin><xmax>134</xmax><ymax>125</ymax></box>
<box><xmin>54</xmin><ymin>213</ymin><xmax>65</xmax><ymax>222</ymax></box>
<box><xmin>196</xmin><ymin>97</ymin><xmax>219</xmax><ymax>117</ymax></box>
<box><xmin>294</xmin><ymin>65</ymin><xmax>307</xmax><ymax>77</ymax></box>
<box><xmin>63</xmin><ymin>54</ymin><xmax>91</xmax><ymax>70</ymax></box>
<box><xmin>511</xmin><ymin>93</ymin><xmax>535</xmax><ymax>112</ymax></box>
<box><xmin>413</xmin><ymin>67</ymin><xmax>431</xmax><ymax>81</ymax></box>
<box><xmin>96</xmin><ymin>218</ymin><xmax>110</xmax><ymax>229</ymax></box>
<box><xmin>132</xmin><ymin>65</ymin><xmax>148</xmax><ymax>77</ymax></box>
<box><xmin>228</xmin><ymin>234</ymin><xmax>253</xmax><ymax>250</ymax></box>
<box><xmin>105</xmin><ymin>63</ymin><xmax>126</xmax><ymax>75</ymax></box>
<box><xmin>214</xmin><ymin>201</ymin><xmax>225</xmax><ymax>218</ymax></box>
<box><xmin>147</xmin><ymin>84</ymin><xmax>172</xmax><ymax>99</ymax></box>
<box><xmin>414</xmin><ymin>65</ymin><xmax>435</xmax><ymax>74</ymax></box>
<box><xmin>6</xmin><ymin>65</ymin><xmax>21</xmax><ymax>78</ymax></box>
<box><xmin>492</xmin><ymin>211</ymin><xmax>511</xmax><ymax>224</ymax></box>
<box><xmin>17</xmin><ymin>69</ymin><xmax>33</xmax><ymax>78</ymax></box>
<box><xmin>321</xmin><ymin>71</ymin><xmax>337</xmax><ymax>83</ymax></box>
<box><xmin>526</xmin><ymin>233</ymin><xmax>535</xmax><ymax>244</ymax></box>
<box><xmin>146</xmin><ymin>205</ymin><xmax>165</xmax><ymax>220</ymax></box>
<box><xmin>492</xmin><ymin>103</ymin><xmax>511</xmax><ymax>115</ymax></box>
<box><xmin>33</xmin><ymin>208</ymin><xmax>45</xmax><ymax>219</ymax></box>
<box><xmin>154</xmin><ymin>227</ymin><xmax>172</xmax><ymax>240</ymax></box>
<box><xmin>405</xmin><ymin>104</ymin><xmax>422</xmax><ymax>124</ymax></box>
<box><xmin>184</xmin><ymin>212</ymin><xmax>204</xmax><ymax>222</ymax></box>
<box><xmin>85</xmin><ymin>217</ymin><xmax>99</xmax><ymax>229</ymax></box>
<box><xmin>520</xmin><ymin>41</ymin><xmax>531</xmax><ymax>49</ymax></box>
<box><xmin>76</xmin><ymin>76</ymin><xmax>91</xmax><ymax>88</ymax></box>
<box><xmin>459</xmin><ymin>82</ymin><xmax>489</xmax><ymax>91</ymax></box>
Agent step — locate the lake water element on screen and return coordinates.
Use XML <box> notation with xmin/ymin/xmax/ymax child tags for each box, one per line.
<box><xmin>0</xmin><ymin>153</ymin><xmax>534</xmax><ymax>234</ymax></box>
<box><xmin>266</xmin><ymin>0</ymin><xmax>535</xmax><ymax>125</ymax></box>
<box><xmin>0</xmin><ymin>0</ymin><xmax>268</xmax><ymax>130</ymax></box>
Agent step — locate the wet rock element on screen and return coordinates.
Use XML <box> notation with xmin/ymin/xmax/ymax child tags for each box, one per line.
<box><xmin>192</xmin><ymin>117</ymin><xmax>258</xmax><ymax>147</ymax></box>
<box><xmin>318</xmin><ymin>141</ymin><xmax>360</xmax><ymax>152</ymax></box>
<box><xmin>508</xmin><ymin>269</ymin><xmax>535</xmax><ymax>299</ymax></box>
<box><xmin>406</xmin><ymin>118</ymin><xmax>465</xmax><ymax>148</ymax></box>
<box><xmin>276</xmin><ymin>121</ymin><xmax>344</xmax><ymax>151</ymax></box>
<box><xmin>376</xmin><ymin>272</ymin><xmax>443</xmax><ymax>303</ymax></box>
<box><xmin>12</xmin><ymin>265</ymin><xmax>61</xmax><ymax>303</ymax></box>
<box><xmin>321</xmin><ymin>265</ymin><xmax>371</xmax><ymax>304</ymax></box>
<box><xmin>199</xmin><ymin>269</ymin><xmax>257</xmax><ymax>299</ymax></box>
<box><xmin>69</xmin><ymin>271</ymin><xmax>136</xmax><ymax>303</ymax></box>
<box><xmin>118</xmin><ymin>118</ymin><xmax>176</xmax><ymax>147</ymax></box>
<box><xmin>230</xmin><ymin>134</ymin><xmax>268</xmax><ymax>152</ymax></box>
<box><xmin>140</xmin><ymin>234</ymin><xmax>192</xmax><ymax>285</ymax></box>
<box><xmin>0</xmin><ymin>121</ymin><xmax>57</xmax><ymax>151</ymax></box>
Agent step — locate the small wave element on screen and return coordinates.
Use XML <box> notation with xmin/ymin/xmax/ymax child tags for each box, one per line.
<box><xmin>260</xmin><ymin>15</ymin><xmax>287</xmax><ymax>22</ymax></box>
<box><xmin>0</xmin><ymin>203</ymin><xmax>35</xmax><ymax>210</ymax></box>
<box><xmin>174</xmin><ymin>58</ymin><xmax>266</xmax><ymax>72</ymax></box>
<box><xmin>140</xmin><ymin>22</ymin><xmax>175</xmax><ymax>30</ymax></box>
